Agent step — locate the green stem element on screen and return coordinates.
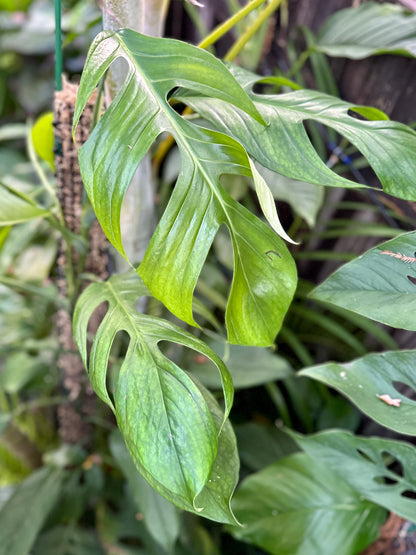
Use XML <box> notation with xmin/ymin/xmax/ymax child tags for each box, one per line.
<box><xmin>26</xmin><ymin>124</ymin><xmax>59</xmax><ymax>209</ymax></box>
<box><xmin>225</xmin><ymin>0</ymin><xmax>283</xmax><ymax>62</ymax></box>
<box><xmin>265</xmin><ymin>382</ymin><xmax>292</xmax><ymax>427</ymax></box>
<box><xmin>198</xmin><ymin>0</ymin><xmax>268</xmax><ymax>50</ymax></box>
<box><xmin>286</xmin><ymin>48</ymin><xmax>312</xmax><ymax>79</ymax></box>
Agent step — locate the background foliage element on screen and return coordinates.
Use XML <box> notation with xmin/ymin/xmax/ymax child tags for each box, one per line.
<box><xmin>1</xmin><ymin>1</ymin><xmax>416</xmax><ymax>554</ymax></box>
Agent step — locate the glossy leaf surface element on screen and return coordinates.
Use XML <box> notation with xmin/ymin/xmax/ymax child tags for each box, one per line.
<box><xmin>292</xmin><ymin>429</ymin><xmax>416</xmax><ymax>522</ymax></box>
<box><xmin>316</xmin><ymin>2</ymin><xmax>416</xmax><ymax>59</ymax></box>
<box><xmin>300</xmin><ymin>350</ymin><xmax>416</xmax><ymax>435</ymax></box>
<box><xmin>310</xmin><ymin>232</ymin><xmax>416</xmax><ymax>329</ymax></box>
<box><xmin>230</xmin><ymin>453</ymin><xmax>385</xmax><ymax>555</ymax></box>
<box><xmin>73</xmin><ymin>271</ymin><xmax>237</xmax><ymax>522</ymax></box>
<box><xmin>181</xmin><ymin>66</ymin><xmax>416</xmax><ymax>201</ymax></box>
<box><xmin>74</xmin><ymin>30</ymin><xmax>297</xmax><ymax>346</ymax></box>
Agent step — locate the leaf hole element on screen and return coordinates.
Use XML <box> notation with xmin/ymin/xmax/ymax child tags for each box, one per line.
<box><xmin>356</xmin><ymin>448</ymin><xmax>376</xmax><ymax>463</ymax></box>
<box><xmin>392</xmin><ymin>381</ymin><xmax>416</xmax><ymax>401</ymax></box>
<box><xmin>407</xmin><ymin>275</ymin><xmax>416</xmax><ymax>286</ymax></box>
<box><xmin>107</xmin><ymin>330</ymin><xmax>131</xmax><ymax>402</ymax></box>
<box><xmin>347</xmin><ymin>109</ymin><xmax>368</xmax><ymax>121</ymax></box>
<box><xmin>373</xmin><ymin>475</ymin><xmax>398</xmax><ymax>486</ymax></box>
<box><xmin>401</xmin><ymin>490</ymin><xmax>416</xmax><ymax>500</ymax></box>
<box><xmin>381</xmin><ymin>450</ymin><xmax>405</xmax><ymax>479</ymax></box>
<box><xmin>314</xmin><ymin>123</ymin><xmax>381</xmax><ymax>190</ymax></box>
<box><xmin>88</xmin><ymin>301</ymin><xmax>109</xmax><ymax>341</ymax></box>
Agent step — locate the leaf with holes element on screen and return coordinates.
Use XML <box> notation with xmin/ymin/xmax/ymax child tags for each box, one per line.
<box><xmin>179</xmin><ymin>65</ymin><xmax>416</xmax><ymax>201</ymax></box>
<box><xmin>229</xmin><ymin>452</ymin><xmax>386</xmax><ymax>555</ymax></box>
<box><xmin>74</xmin><ymin>29</ymin><xmax>297</xmax><ymax>347</ymax></box>
<box><xmin>310</xmin><ymin>231</ymin><xmax>416</xmax><ymax>329</ymax></box>
<box><xmin>73</xmin><ymin>271</ymin><xmax>238</xmax><ymax>523</ymax></box>
<box><xmin>291</xmin><ymin>429</ymin><xmax>416</xmax><ymax>522</ymax></box>
<box><xmin>300</xmin><ymin>350</ymin><xmax>416</xmax><ymax>435</ymax></box>
<box><xmin>315</xmin><ymin>2</ymin><xmax>416</xmax><ymax>60</ymax></box>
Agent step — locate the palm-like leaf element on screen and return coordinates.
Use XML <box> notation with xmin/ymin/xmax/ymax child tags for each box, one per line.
<box><xmin>182</xmin><ymin>65</ymin><xmax>416</xmax><ymax>201</ymax></box>
<box><xmin>74</xmin><ymin>30</ymin><xmax>297</xmax><ymax>347</ymax></box>
<box><xmin>73</xmin><ymin>271</ymin><xmax>238</xmax><ymax>522</ymax></box>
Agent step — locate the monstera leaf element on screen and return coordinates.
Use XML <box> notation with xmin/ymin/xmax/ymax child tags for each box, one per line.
<box><xmin>74</xmin><ymin>29</ymin><xmax>297</xmax><ymax>347</ymax></box>
<box><xmin>230</xmin><ymin>453</ymin><xmax>385</xmax><ymax>555</ymax></box>
<box><xmin>315</xmin><ymin>2</ymin><xmax>416</xmax><ymax>60</ymax></box>
<box><xmin>73</xmin><ymin>271</ymin><xmax>238</xmax><ymax>523</ymax></box>
<box><xmin>181</xmin><ymin>65</ymin><xmax>416</xmax><ymax>202</ymax></box>
<box><xmin>292</xmin><ymin>429</ymin><xmax>416</xmax><ymax>522</ymax></box>
<box><xmin>300</xmin><ymin>350</ymin><xmax>416</xmax><ymax>436</ymax></box>
<box><xmin>310</xmin><ymin>231</ymin><xmax>416</xmax><ymax>329</ymax></box>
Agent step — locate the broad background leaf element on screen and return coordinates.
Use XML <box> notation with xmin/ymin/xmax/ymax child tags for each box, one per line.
<box><xmin>73</xmin><ymin>271</ymin><xmax>238</xmax><ymax>523</ymax></box>
<box><xmin>300</xmin><ymin>350</ymin><xmax>416</xmax><ymax>435</ymax></box>
<box><xmin>292</xmin><ymin>429</ymin><xmax>416</xmax><ymax>522</ymax></box>
<box><xmin>74</xmin><ymin>29</ymin><xmax>297</xmax><ymax>347</ymax></box>
<box><xmin>230</xmin><ymin>452</ymin><xmax>385</xmax><ymax>555</ymax></box>
<box><xmin>184</xmin><ymin>333</ymin><xmax>293</xmax><ymax>390</ymax></box>
<box><xmin>310</xmin><ymin>231</ymin><xmax>416</xmax><ymax>329</ymax></box>
<box><xmin>315</xmin><ymin>2</ymin><xmax>416</xmax><ymax>59</ymax></box>
<box><xmin>0</xmin><ymin>182</ymin><xmax>49</xmax><ymax>225</ymax></box>
<box><xmin>181</xmin><ymin>66</ymin><xmax>416</xmax><ymax>201</ymax></box>
<box><xmin>109</xmin><ymin>430</ymin><xmax>181</xmax><ymax>554</ymax></box>
<box><xmin>0</xmin><ymin>466</ymin><xmax>65</xmax><ymax>555</ymax></box>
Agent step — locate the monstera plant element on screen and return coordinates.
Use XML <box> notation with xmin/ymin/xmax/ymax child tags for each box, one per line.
<box><xmin>0</xmin><ymin>1</ymin><xmax>412</xmax><ymax>554</ymax></box>
<box><xmin>71</xmin><ymin>3</ymin><xmax>416</xmax><ymax>548</ymax></box>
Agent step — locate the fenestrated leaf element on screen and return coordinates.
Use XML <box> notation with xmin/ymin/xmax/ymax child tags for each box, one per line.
<box><xmin>180</xmin><ymin>66</ymin><xmax>416</xmax><ymax>201</ymax></box>
<box><xmin>300</xmin><ymin>350</ymin><xmax>416</xmax><ymax>436</ymax></box>
<box><xmin>74</xmin><ymin>29</ymin><xmax>297</xmax><ymax>347</ymax></box>
<box><xmin>73</xmin><ymin>271</ymin><xmax>237</xmax><ymax>521</ymax></box>
<box><xmin>310</xmin><ymin>231</ymin><xmax>416</xmax><ymax>329</ymax></box>
<box><xmin>291</xmin><ymin>429</ymin><xmax>416</xmax><ymax>522</ymax></box>
<box><xmin>315</xmin><ymin>2</ymin><xmax>416</xmax><ymax>60</ymax></box>
<box><xmin>0</xmin><ymin>466</ymin><xmax>65</xmax><ymax>555</ymax></box>
<box><xmin>229</xmin><ymin>452</ymin><xmax>386</xmax><ymax>555</ymax></box>
<box><xmin>0</xmin><ymin>182</ymin><xmax>49</xmax><ymax>225</ymax></box>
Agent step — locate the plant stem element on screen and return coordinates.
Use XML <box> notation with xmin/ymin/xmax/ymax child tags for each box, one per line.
<box><xmin>224</xmin><ymin>0</ymin><xmax>283</xmax><ymax>62</ymax></box>
<box><xmin>286</xmin><ymin>48</ymin><xmax>312</xmax><ymax>79</ymax></box>
<box><xmin>26</xmin><ymin>124</ymin><xmax>59</xmax><ymax>209</ymax></box>
<box><xmin>265</xmin><ymin>382</ymin><xmax>292</xmax><ymax>427</ymax></box>
<box><xmin>198</xmin><ymin>0</ymin><xmax>268</xmax><ymax>50</ymax></box>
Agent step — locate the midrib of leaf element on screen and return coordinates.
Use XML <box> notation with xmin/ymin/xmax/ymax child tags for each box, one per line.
<box><xmin>117</xmin><ymin>35</ymin><xmax>270</xmax><ymax>327</ymax></box>
<box><xmin>117</xmin><ymin>35</ymin><xmax>249</xmax><ymax>225</ymax></box>
<box><xmin>106</xmin><ymin>279</ymin><xmax>196</xmax><ymax>501</ymax></box>
<box><xmin>259</xmin><ymin>501</ymin><xmax>372</xmax><ymax>516</ymax></box>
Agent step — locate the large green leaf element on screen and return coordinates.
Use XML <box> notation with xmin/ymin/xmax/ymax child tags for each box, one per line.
<box><xmin>74</xmin><ymin>29</ymin><xmax>297</xmax><ymax>347</ymax></box>
<box><xmin>181</xmin><ymin>66</ymin><xmax>416</xmax><ymax>201</ymax></box>
<box><xmin>300</xmin><ymin>350</ymin><xmax>416</xmax><ymax>436</ymax></box>
<box><xmin>73</xmin><ymin>271</ymin><xmax>238</xmax><ymax>522</ymax></box>
<box><xmin>292</xmin><ymin>429</ymin><xmax>416</xmax><ymax>522</ymax></box>
<box><xmin>310</xmin><ymin>231</ymin><xmax>416</xmax><ymax>329</ymax></box>
<box><xmin>230</xmin><ymin>452</ymin><xmax>385</xmax><ymax>555</ymax></box>
<box><xmin>0</xmin><ymin>182</ymin><xmax>49</xmax><ymax>225</ymax></box>
<box><xmin>0</xmin><ymin>466</ymin><xmax>65</xmax><ymax>555</ymax></box>
<box><xmin>315</xmin><ymin>2</ymin><xmax>416</xmax><ymax>60</ymax></box>
<box><xmin>109</xmin><ymin>430</ymin><xmax>181</xmax><ymax>554</ymax></box>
